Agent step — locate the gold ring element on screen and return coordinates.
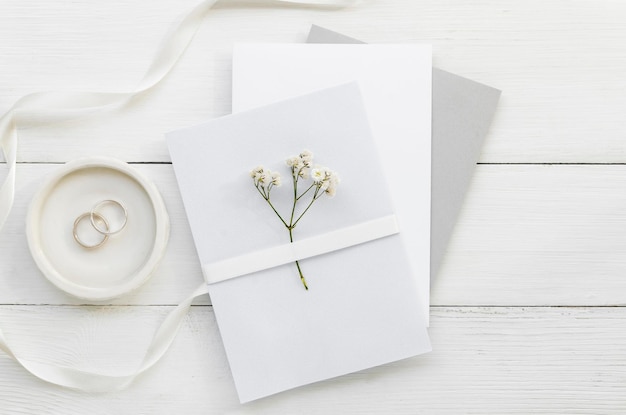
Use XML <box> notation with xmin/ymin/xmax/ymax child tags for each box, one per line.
<box><xmin>73</xmin><ymin>212</ymin><xmax>110</xmax><ymax>249</ymax></box>
<box><xmin>90</xmin><ymin>199</ymin><xmax>128</xmax><ymax>235</ymax></box>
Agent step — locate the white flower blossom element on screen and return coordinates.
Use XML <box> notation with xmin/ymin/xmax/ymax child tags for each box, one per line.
<box><xmin>257</xmin><ymin>169</ymin><xmax>271</xmax><ymax>187</ymax></box>
<box><xmin>311</xmin><ymin>167</ymin><xmax>325</xmax><ymax>183</ymax></box>
<box><xmin>310</xmin><ymin>166</ymin><xmax>339</xmax><ymax>196</ymax></box>
<box><xmin>250</xmin><ymin>165</ymin><xmax>264</xmax><ymax>179</ymax></box>
<box><xmin>324</xmin><ymin>171</ymin><xmax>340</xmax><ymax>197</ymax></box>
<box><xmin>300</xmin><ymin>150</ymin><xmax>313</xmax><ymax>164</ymax></box>
<box><xmin>298</xmin><ymin>167</ymin><xmax>310</xmax><ymax>179</ymax></box>
<box><xmin>251</xmin><ymin>167</ymin><xmax>277</xmax><ymax>190</ymax></box>
<box><xmin>270</xmin><ymin>171</ymin><xmax>282</xmax><ymax>187</ymax></box>
<box><xmin>286</xmin><ymin>156</ymin><xmax>299</xmax><ymax>167</ymax></box>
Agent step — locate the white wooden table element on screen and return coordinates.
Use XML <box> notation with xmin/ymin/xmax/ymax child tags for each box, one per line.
<box><xmin>1</xmin><ymin>1</ymin><xmax>626</xmax><ymax>413</ymax></box>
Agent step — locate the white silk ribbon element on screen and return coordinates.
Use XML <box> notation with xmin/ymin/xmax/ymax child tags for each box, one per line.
<box><xmin>203</xmin><ymin>215</ymin><xmax>399</xmax><ymax>284</ymax></box>
<box><xmin>0</xmin><ymin>283</ymin><xmax>211</xmax><ymax>392</ymax></box>
<box><xmin>0</xmin><ymin>0</ymin><xmax>355</xmax><ymax>392</ymax></box>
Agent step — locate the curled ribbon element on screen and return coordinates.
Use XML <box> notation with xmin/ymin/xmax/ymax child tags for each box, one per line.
<box><xmin>0</xmin><ymin>0</ymin><xmax>355</xmax><ymax>392</ymax></box>
<box><xmin>0</xmin><ymin>283</ymin><xmax>210</xmax><ymax>392</ymax></box>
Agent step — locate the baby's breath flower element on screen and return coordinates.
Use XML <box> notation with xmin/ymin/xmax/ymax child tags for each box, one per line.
<box><xmin>271</xmin><ymin>171</ymin><xmax>282</xmax><ymax>187</ymax></box>
<box><xmin>250</xmin><ymin>150</ymin><xmax>338</xmax><ymax>290</ymax></box>
<box><xmin>298</xmin><ymin>167</ymin><xmax>310</xmax><ymax>179</ymax></box>
<box><xmin>311</xmin><ymin>167</ymin><xmax>325</xmax><ymax>183</ymax></box>
<box><xmin>300</xmin><ymin>150</ymin><xmax>313</xmax><ymax>163</ymax></box>
<box><xmin>250</xmin><ymin>165</ymin><xmax>264</xmax><ymax>178</ymax></box>
<box><xmin>329</xmin><ymin>171</ymin><xmax>339</xmax><ymax>184</ymax></box>
<box><xmin>325</xmin><ymin>185</ymin><xmax>337</xmax><ymax>197</ymax></box>
<box><xmin>324</xmin><ymin>171</ymin><xmax>340</xmax><ymax>196</ymax></box>
<box><xmin>257</xmin><ymin>168</ymin><xmax>274</xmax><ymax>188</ymax></box>
<box><xmin>286</xmin><ymin>156</ymin><xmax>299</xmax><ymax>167</ymax></box>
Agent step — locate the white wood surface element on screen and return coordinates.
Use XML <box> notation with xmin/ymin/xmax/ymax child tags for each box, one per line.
<box><xmin>1</xmin><ymin>0</ymin><xmax>626</xmax><ymax>413</ymax></box>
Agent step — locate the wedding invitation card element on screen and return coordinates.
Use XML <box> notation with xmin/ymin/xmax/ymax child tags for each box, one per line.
<box><xmin>167</xmin><ymin>83</ymin><xmax>432</xmax><ymax>402</ymax></box>
<box><xmin>232</xmin><ymin>43</ymin><xmax>433</xmax><ymax>323</ymax></box>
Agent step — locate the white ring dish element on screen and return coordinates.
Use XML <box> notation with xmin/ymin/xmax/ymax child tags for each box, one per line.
<box><xmin>26</xmin><ymin>157</ymin><xmax>170</xmax><ymax>301</ymax></box>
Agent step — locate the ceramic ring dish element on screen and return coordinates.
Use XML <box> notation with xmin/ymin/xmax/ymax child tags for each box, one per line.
<box><xmin>26</xmin><ymin>157</ymin><xmax>170</xmax><ymax>301</ymax></box>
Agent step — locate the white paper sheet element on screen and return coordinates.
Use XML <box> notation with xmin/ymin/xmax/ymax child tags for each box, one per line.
<box><xmin>167</xmin><ymin>83</ymin><xmax>431</xmax><ymax>403</ymax></box>
<box><xmin>232</xmin><ymin>43</ymin><xmax>432</xmax><ymax>323</ymax></box>
<box><xmin>306</xmin><ymin>25</ymin><xmax>502</xmax><ymax>283</ymax></box>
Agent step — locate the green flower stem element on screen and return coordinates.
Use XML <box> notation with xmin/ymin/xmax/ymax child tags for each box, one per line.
<box><xmin>266</xmin><ymin>200</ymin><xmax>288</xmax><ymax>228</ymax></box>
<box><xmin>289</xmin><ymin>226</ymin><xmax>308</xmax><ymax>290</ymax></box>
<box><xmin>255</xmin><ymin>183</ymin><xmax>268</xmax><ymax>199</ymax></box>
<box><xmin>295</xmin><ymin>260</ymin><xmax>308</xmax><ymax>290</ymax></box>
<box><xmin>292</xmin><ymin>188</ymin><xmax>322</xmax><ymax>228</ymax></box>
<box><xmin>289</xmin><ymin>168</ymin><xmax>299</xmax><ymax>226</ymax></box>
<box><xmin>296</xmin><ymin>183</ymin><xmax>315</xmax><ymax>200</ymax></box>
<box><xmin>257</xmin><ymin>185</ymin><xmax>289</xmax><ymax>228</ymax></box>
<box><xmin>287</xmin><ymin>168</ymin><xmax>309</xmax><ymax>289</ymax></box>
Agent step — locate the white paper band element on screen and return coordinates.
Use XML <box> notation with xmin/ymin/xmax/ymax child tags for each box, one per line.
<box><xmin>0</xmin><ymin>0</ymin><xmax>355</xmax><ymax>393</ymax></box>
<box><xmin>203</xmin><ymin>214</ymin><xmax>399</xmax><ymax>284</ymax></box>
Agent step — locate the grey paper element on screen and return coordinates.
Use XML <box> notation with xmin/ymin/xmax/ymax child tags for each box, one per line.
<box><xmin>307</xmin><ymin>25</ymin><xmax>501</xmax><ymax>282</ymax></box>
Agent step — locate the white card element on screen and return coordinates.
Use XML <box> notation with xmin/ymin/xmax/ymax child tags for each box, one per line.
<box><xmin>232</xmin><ymin>43</ymin><xmax>432</xmax><ymax>323</ymax></box>
<box><xmin>167</xmin><ymin>83</ymin><xmax>431</xmax><ymax>403</ymax></box>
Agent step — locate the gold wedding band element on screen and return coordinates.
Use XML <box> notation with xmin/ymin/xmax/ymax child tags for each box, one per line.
<box><xmin>90</xmin><ymin>199</ymin><xmax>128</xmax><ymax>235</ymax></box>
<box><xmin>73</xmin><ymin>212</ymin><xmax>110</xmax><ymax>249</ymax></box>
<box><xmin>73</xmin><ymin>199</ymin><xmax>128</xmax><ymax>249</ymax></box>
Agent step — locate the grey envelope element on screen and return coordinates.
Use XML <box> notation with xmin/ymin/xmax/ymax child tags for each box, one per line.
<box><xmin>307</xmin><ymin>25</ymin><xmax>501</xmax><ymax>282</ymax></box>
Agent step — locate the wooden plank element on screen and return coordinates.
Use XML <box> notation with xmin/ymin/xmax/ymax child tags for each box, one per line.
<box><xmin>0</xmin><ymin>1</ymin><xmax>625</xmax><ymax>163</ymax></box>
<box><xmin>3</xmin><ymin>163</ymin><xmax>626</xmax><ymax>306</ymax></box>
<box><xmin>0</xmin><ymin>305</ymin><xmax>624</xmax><ymax>414</ymax></box>
<box><xmin>434</xmin><ymin>164</ymin><xmax>626</xmax><ymax>307</ymax></box>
